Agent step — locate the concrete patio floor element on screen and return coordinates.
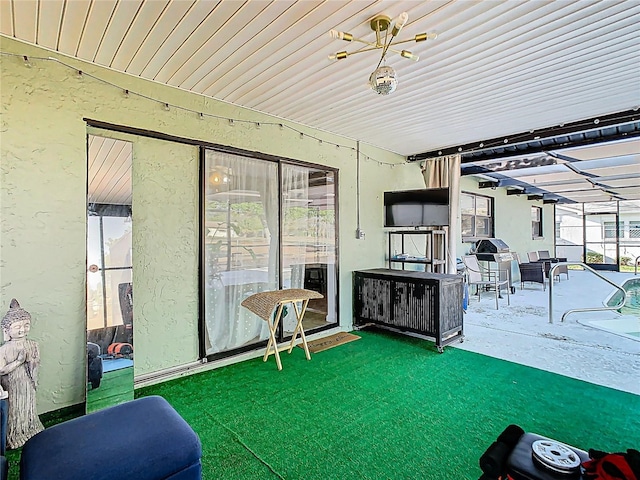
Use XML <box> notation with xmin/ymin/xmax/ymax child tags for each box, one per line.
<box><xmin>453</xmin><ymin>268</ymin><xmax>640</xmax><ymax>395</ymax></box>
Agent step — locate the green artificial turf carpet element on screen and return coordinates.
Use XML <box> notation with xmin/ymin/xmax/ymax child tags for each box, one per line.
<box><xmin>132</xmin><ymin>330</ymin><xmax>640</xmax><ymax>479</ymax></box>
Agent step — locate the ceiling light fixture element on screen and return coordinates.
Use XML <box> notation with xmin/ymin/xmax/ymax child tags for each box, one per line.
<box><xmin>329</xmin><ymin>12</ymin><xmax>437</xmax><ymax>95</ymax></box>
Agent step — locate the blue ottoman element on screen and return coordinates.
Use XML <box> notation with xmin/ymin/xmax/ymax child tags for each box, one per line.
<box><xmin>20</xmin><ymin>396</ymin><xmax>202</xmax><ymax>480</ymax></box>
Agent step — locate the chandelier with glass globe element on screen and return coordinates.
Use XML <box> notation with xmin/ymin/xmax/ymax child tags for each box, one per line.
<box><xmin>328</xmin><ymin>12</ymin><xmax>437</xmax><ymax>95</ymax></box>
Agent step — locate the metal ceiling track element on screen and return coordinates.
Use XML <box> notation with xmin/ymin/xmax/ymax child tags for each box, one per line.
<box><xmin>408</xmin><ymin>109</ymin><xmax>640</xmax><ymax>162</ymax></box>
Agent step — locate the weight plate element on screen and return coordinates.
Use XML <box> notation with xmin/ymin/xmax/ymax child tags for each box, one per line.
<box><xmin>531</xmin><ymin>440</ymin><xmax>581</xmax><ymax>474</ymax></box>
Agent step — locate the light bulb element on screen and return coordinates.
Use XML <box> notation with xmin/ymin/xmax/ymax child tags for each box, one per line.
<box><xmin>392</xmin><ymin>12</ymin><xmax>409</xmax><ymax>36</ymax></box>
<box><xmin>328</xmin><ymin>51</ymin><xmax>348</xmax><ymax>61</ymax></box>
<box><xmin>415</xmin><ymin>32</ymin><xmax>438</xmax><ymax>42</ymax></box>
<box><xmin>400</xmin><ymin>50</ymin><xmax>419</xmax><ymax>61</ymax></box>
<box><xmin>329</xmin><ymin>30</ymin><xmax>352</xmax><ymax>41</ymax></box>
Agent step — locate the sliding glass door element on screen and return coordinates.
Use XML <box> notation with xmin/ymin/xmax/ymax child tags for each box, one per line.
<box><xmin>203</xmin><ymin>152</ymin><xmax>277</xmax><ymax>355</ymax></box>
<box><xmin>203</xmin><ymin>149</ymin><xmax>338</xmax><ymax>358</ymax></box>
<box><xmin>281</xmin><ymin>166</ymin><xmax>336</xmax><ymax>335</ymax></box>
<box><xmin>584</xmin><ymin>202</ymin><xmax>620</xmax><ymax>271</ymax></box>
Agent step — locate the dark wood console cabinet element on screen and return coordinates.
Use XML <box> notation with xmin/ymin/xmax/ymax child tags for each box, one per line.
<box><xmin>353</xmin><ymin>268</ymin><xmax>464</xmax><ymax>352</ymax></box>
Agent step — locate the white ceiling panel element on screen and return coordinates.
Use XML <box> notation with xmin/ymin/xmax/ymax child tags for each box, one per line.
<box><xmin>152</xmin><ymin>0</ymin><xmax>258</xmax><ymax>85</ymax></box>
<box><xmin>123</xmin><ymin>0</ymin><xmax>196</xmax><ymax>75</ymax></box>
<box><xmin>587</xmin><ymin>164</ymin><xmax>640</xmax><ymax>178</ymax></box>
<box><xmin>529</xmin><ymin>180</ymin><xmax>593</xmax><ymax>193</ymax></box>
<box><xmin>562</xmin><ymin>139</ymin><xmax>640</xmax><ymax>160</ymax></box>
<box><xmin>139</xmin><ymin>1</ymin><xmax>226</xmax><ymax>80</ymax></box>
<box><xmin>35</xmin><ymin>0</ymin><xmax>63</xmax><ymax>49</ymax></box>
<box><xmin>203</xmin><ymin>1</ymin><xmax>359</xmax><ymax>98</ymax></box>
<box><xmin>183</xmin><ymin>0</ymin><xmax>319</xmax><ymax>92</ymax></box>
<box><xmin>76</xmin><ymin>1</ymin><xmax>117</xmax><ymax>60</ymax></box>
<box><xmin>2</xmin><ymin>0</ymin><xmax>639</xmax><ymax>205</ymax></box>
<box><xmin>108</xmin><ymin>0</ymin><xmax>170</xmax><ymax>72</ymax></box>
<box><xmin>93</xmin><ymin>0</ymin><xmax>144</xmax><ymax>66</ymax></box>
<box><xmin>598</xmin><ymin>178</ymin><xmax>640</xmax><ymax>189</ymax></box>
<box><xmin>57</xmin><ymin>0</ymin><xmax>91</xmax><ymax>55</ymax></box>
<box><xmin>0</xmin><ymin>1</ymin><xmax>13</xmax><ymax>37</ymax></box>
<box><xmin>11</xmin><ymin>0</ymin><xmax>37</xmax><ymax>43</ymax></box>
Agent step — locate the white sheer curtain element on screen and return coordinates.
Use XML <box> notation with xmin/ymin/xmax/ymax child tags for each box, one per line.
<box><xmin>203</xmin><ymin>152</ymin><xmax>337</xmax><ymax>354</ymax></box>
<box><xmin>281</xmin><ymin>164</ymin><xmax>309</xmax><ymax>332</ymax></box>
<box><xmin>422</xmin><ymin>155</ymin><xmax>461</xmax><ymax>274</ymax></box>
<box><xmin>204</xmin><ymin>151</ymin><xmax>277</xmax><ymax>354</ymax></box>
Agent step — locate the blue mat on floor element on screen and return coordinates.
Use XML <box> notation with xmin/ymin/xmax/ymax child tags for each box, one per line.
<box><xmin>102</xmin><ymin>358</ymin><xmax>133</xmax><ymax>373</ymax></box>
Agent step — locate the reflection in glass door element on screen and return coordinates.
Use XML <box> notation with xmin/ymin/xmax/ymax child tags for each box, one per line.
<box><xmin>86</xmin><ymin>135</ymin><xmax>134</xmax><ymax>412</ymax></box>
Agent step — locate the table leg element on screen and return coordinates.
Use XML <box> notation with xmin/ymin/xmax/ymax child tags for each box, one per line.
<box><xmin>288</xmin><ymin>299</ymin><xmax>311</xmax><ymax>360</ymax></box>
<box><xmin>264</xmin><ymin>303</ymin><xmax>284</xmax><ymax>370</ymax></box>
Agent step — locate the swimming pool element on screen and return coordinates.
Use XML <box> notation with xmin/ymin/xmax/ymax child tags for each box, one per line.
<box><xmin>596</xmin><ymin>278</ymin><xmax>640</xmax><ymax>339</ymax></box>
<box><xmin>607</xmin><ymin>278</ymin><xmax>640</xmax><ymax>316</ymax></box>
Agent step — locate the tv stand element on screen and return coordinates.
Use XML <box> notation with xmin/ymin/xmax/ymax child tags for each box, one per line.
<box><xmin>354</xmin><ymin>269</ymin><xmax>463</xmax><ymax>352</ymax></box>
<box><xmin>388</xmin><ymin>229</ymin><xmax>447</xmax><ymax>274</ymax></box>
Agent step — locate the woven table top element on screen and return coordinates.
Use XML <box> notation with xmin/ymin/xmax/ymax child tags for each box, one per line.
<box><xmin>241</xmin><ymin>288</ymin><xmax>324</xmax><ymax>321</ymax></box>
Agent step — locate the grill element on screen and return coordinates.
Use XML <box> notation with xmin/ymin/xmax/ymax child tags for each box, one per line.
<box><xmin>474</xmin><ymin>238</ymin><xmax>515</xmax><ymax>291</ymax></box>
<box><xmin>475</xmin><ymin>238</ymin><xmax>512</xmax><ymax>262</ymax></box>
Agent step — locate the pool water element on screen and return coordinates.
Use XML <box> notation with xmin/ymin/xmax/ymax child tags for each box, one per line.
<box><xmin>607</xmin><ymin>278</ymin><xmax>640</xmax><ymax>317</ymax></box>
<box><xmin>599</xmin><ymin>278</ymin><xmax>640</xmax><ymax>339</ymax></box>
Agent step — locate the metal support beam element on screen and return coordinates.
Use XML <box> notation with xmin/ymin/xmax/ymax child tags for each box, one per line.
<box><xmin>408</xmin><ymin>110</ymin><xmax>640</xmax><ymax>162</ymax></box>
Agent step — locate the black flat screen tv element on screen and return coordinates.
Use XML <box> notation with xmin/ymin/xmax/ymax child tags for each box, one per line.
<box><xmin>384</xmin><ymin>188</ymin><xmax>449</xmax><ymax>227</ymax></box>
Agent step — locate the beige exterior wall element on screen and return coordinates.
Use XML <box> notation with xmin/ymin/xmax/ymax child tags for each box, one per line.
<box><xmin>458</xmin><ymin>177</ymin><xmax>556</xmax><ymax>259</ymax></box>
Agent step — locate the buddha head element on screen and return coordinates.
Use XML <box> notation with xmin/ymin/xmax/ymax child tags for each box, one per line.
<box><xmin>2</xmin><ymin>299</ymin><xmax>32</xmax><ymax>341</ymax></box>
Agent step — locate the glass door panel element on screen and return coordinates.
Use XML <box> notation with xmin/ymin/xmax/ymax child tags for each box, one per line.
<box><xmin>281</xmin><ymin>166</ymin><xmax>337</xmax><ymax>335</ymax></box>
<box><xmin>203</xmin><ymin>149</ymin><xmax>339</xmax><ymax>358</ymax></box>
<box><xmin>556</xmin><ymin>204</ymin><xmax>584</xmax><ymax>262</ymax></box>
<box><xmin>203</xmin><ymin>151</ymin><xmax>278</xmax><ymax>356</ymax></box>
<box><xmin>585</xmin><ymin>212</ymin><xmax>619</xmax><ymax>269</ymax></box>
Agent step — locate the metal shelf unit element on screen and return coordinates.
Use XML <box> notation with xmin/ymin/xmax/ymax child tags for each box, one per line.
<box><xmin>387</xmin><ymin>229</ymin><xmax>447</xmax><ymax>274</ymax></box>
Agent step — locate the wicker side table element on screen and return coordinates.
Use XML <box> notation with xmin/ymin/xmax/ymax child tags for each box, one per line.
<box><xmin>241</xmin><ymin>288</ymin><xmax>323</xmax><ymax>370</ymax></box>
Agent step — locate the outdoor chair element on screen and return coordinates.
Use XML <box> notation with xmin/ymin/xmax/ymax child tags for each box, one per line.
<box><xmin>513</xmin><ymin>253</ymin><xmax>545</xmax><ymax>291</ymax></box>
<box><xmin>537</xmin><ymin>250</ymin><xmax>569</xmax><ymax>281</ymax></box>
<box><xmin>461</xmin><ymin>255</ymin><xmax>510</xmax><ymax>310</ymax></box>
<box><xmin>528</xmin><ymin>251</ymin><xmax>563</xmax><ymax>282</ymax></box>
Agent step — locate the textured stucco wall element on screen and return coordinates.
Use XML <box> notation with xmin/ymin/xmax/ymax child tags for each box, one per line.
<box><xmin>132</xmin><ymin>138</ymin><xmax>200</xmax><ymax>374</ymax></box>
<box><xmin>1</xmin><ymin>37</ymin><xmax>408</xmax><ymax>413</ymax></box>
<box><xmin>458</xmin><ymin>177</ymin><xmax>556</xmax><ymax>257</ymax></box>
<box><xmin>1</xmin><ymin>52</ymin><xmax>89</xmax><ymax>410</ymax></box>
